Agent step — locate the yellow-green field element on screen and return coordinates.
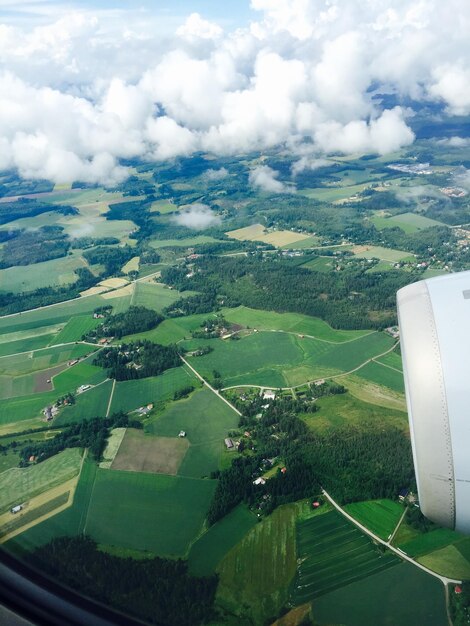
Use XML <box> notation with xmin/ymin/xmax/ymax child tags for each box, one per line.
<box><xmin>226</xmin><ymin>224</ymin><xmax>311</xmax><ymax>247</ymax></box>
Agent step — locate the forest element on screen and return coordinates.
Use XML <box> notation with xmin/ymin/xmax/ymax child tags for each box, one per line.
<box><xmin>0</xmin><ymin>198</ymin><xmax>76</xmax><ymax>225</ymax></box>
<box><xmin>19</xmin><ymin>412</ymin><xmax>141</xmax><ymax>464</ymax></box>
<box><xmin>85</xmin><ymin>306</ymin><xmax>163</xmax><ymax>340</ymax></box>
<box><xmin>93</xmin><ymin>340</ymin><xmax>181</xmax><ymax>381</ymax></box>
<box><xmin>0</xmin><ymin>225</ymin><xmax>70</xmax><ymax>268</ymax></box>
<box><xmin>207</xmin><ymin>395</ymin><xmax>414</xmax><ymax>524</ymax></box>
<box><xmin>26</xmin><ymin>536</ymin><xmax>218</xmax><ymax>626</ymax></box>
<box><xmin>162</xmin><ymin>255</ymin><xmax>416</xmax><ymax>329</ymax></box>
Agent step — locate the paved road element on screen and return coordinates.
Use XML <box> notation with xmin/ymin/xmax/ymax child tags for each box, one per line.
<box><xmin>180</xmin><ymin>356</ymin><xmax>242</xmax><ymax>416</ymax></box>
<box><xmin>322</xmin><ymin>488</ymin><xmax>461</xmax><ymax>586</ymax></box>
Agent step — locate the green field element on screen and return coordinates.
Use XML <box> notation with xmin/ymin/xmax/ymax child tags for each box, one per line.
<box><xmin>52</xmin><ymin>316</ymin><xmax>101</xmax><ymax>344</ymax></box>
<box><xmin>397</xmin><ymin>528</ymin><xmax>462</xmax><ymax>558</ymax></box>
<box><xmin>312</xmin><ymin>562</ymin><xmax>448</xmax><ymax>626</ymax></box>
<box><xmin>0</xmin><ymin>492</ymin><xmax>70</xmax><ymax>539</ymax></box>
<box><xmin>0</xmin><ymin>334</ymin><xmax>58</xmax><ymax>358</ymax></box>
<box><xmin>299</xmin><ymin>182</ymin><xmax>373</xmax><ymax>202</ymax></box>
<box><xmin>131</xmin><ymin>281</ymin><xmax>193</xmax><ymax>312</ymax></box>
<box><xmin>110</xmin><ymin>367</ymin><xmax>196</xmax><ymax>414</ymax></box>
<box><xmin>149</xmin><ymin>235</ymin><xmax>219</xmax><ymax>249</ymax></box>
<box><xmin>0</xmin><ymin>391</ymin><xmax>57</xmax><ymax>427</ymax></box>
<box><xmin>216</xmin><ymin>502</ymin><xmax>301</xmax><ymax>625</ymax></box>
<box><xmin>302</xmin><ymin>392</ymin><xmax>407</xmax><ymax>432</ymax></box>
<box><xmin>290</xmin><ymin>511</ymin><xmax>399</xmax><ymax>603</ymax></box>
<box><xmin>0</xmin><ymin>344</ymin><xmax>93</xmax><ymax>377</ymax></box>
<box><xmin>84</xmin><ymin>469</ymin><xmax>216</xmax><ymax>556</ymax></box>
<box><xmin>354</xmin><ymin>360</ymin><xmax>405</xmax><ymax>392</ymax></box>
<box><xmin>418</xmin><ymin>543</ymin><xmax>470</xmax><ymax>579</ymax></box>
<box><xmin>352</xmin><ymin>245</ymin><xmax>413</xmax><ymax>262</ymax></box>
<box><xmin>185</xmin><ymin>329</ymin><xmax>394</xmax><ymax>389</ymax></box>
<box><xmin>188</xmin><ymin>505</ymin><xmax>257</xmax><ymax>576</ymax></box>
<box><xmin>301</xmin><ymin>257</ymin><xmax>335</xmax><ymax>272</ymax></box>
<box><xmin>149</xmin><ymin>199</ymin><xmax>178</xmax><ymax>214</ymax></box>
<box><xmin>0</xmin><ymin>448</ymin><xmax>82</xmax><ymax>513</ymax></box>
<box><xmin>52</xmin><ymin>357</ymin><xmax>107</xmax><ymax>394</ymax></box>
<box><xmin>5</xmin><ymin>456</ymin><xmax>98</xmax><ymax>553</ymax></box>
<box><xmin>371</xmin><ymin>212</ymin><xmax>444</xmax><ymax>234</ymax></box>
<box><xmin>55</xmin><ymin>380</ymin><xmax>113</xmax><ymax>425</ymax></box>
<box><xmin>147</xmin><ymin>388</ymin><xmax>239</xmax><ymax>478</ymax></box>
<box><xmin>375</xmin><ymin>349</ymin><xmax>403</xmax><ymax>372</ymax></box>
<box><xmin>124</xmin><ymin>313</ymin><xmax>208</xmax><ymax>345</ymax></box>
<box><xmin>0</xmin><ymin>292</ymin><xmax>131</xmax><ymax>336</ymax></box>
<box><xmin>344</xmin><ymin>500</ymin><xmax>404</xmax><ymax>540</ymax></box>
<box><xmin>0</xmin><ymin>323</ymin><xmax>63</xmax><ymax>348</ymax></box>
<box><xmin>221</xmin><ymin>306</ymin><xmax>369</xmax><ymax>342</ymax></box>
<box><xmin>0</xmin><ymin>254</ymin><xmax>86</xmax><ymax>293</ymax></box>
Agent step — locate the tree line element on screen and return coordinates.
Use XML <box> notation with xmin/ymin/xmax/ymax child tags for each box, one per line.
<box><xmin>26</xmin><ymin>536</ymin><xmax>218</xmax><ymax>626</ymax></box>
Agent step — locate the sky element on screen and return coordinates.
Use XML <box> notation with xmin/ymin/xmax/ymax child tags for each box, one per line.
<box><xmin>1</xmin><ymin>0</ymin><xmax>470</xmax><ymax>184</ymax></box>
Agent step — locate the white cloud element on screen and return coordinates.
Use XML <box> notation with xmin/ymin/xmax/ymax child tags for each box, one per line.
<box><xmin>1</xmin><ymin>1</ymin><xmax>470</xmax><ymax>184</ymax></box>
<box><xmin>249</xmin><ymin>165</ymin><xmax>289</xmax><ymax>193</ymax></box>
<box><xmin>291</xmin><ymin>156</ymin><xmax>330</xmax><ymax>176</ymax></box>
<box><xmin>203</xmin><ymin>167</ymin><xmax>229</xmax><ymax>181</ymax></box>
<box><xmin>176</xmin><ymin>13</ymin><xmax>223</xmax><ymax>40</ymax></box>
<box><xmin>174</xmin><ymin>204</ymin><xmax>221</xmax><ymax>229</ymax></box>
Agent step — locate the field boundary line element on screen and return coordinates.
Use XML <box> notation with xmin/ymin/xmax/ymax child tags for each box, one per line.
<box><xmin>322</xmin><ymin>489</ymin><xmax>462</xmax><ymax>586</ymax></box>
<box><xmin>0</xmin><ymin>340</ymin><xmax>100</xmax><ymax>360</ymax></box>
<box><xmin>106</xmin><ymin>379</ymin><xmax>116</xmax><ymax>417</ymax></box>
<box><xmin>388</xmin><ymin>507</ymin><xmax>408</xmax><ymax>545</ymax></box>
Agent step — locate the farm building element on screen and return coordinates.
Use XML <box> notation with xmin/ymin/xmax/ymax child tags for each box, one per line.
<box><xmin>262</xmin><ymin>390</ymin><xmax>276</xmax><ymax>400</ymax></box>
<box><xmin>11</xmin><ymin>505</ymin><xmax>22</xmax><ymax>514</ymax></box>
<box><xmin>253</xmin><ymin>477</ymin><xmax>266</xmax><ymax>486</ymax></box>
<box><xmin>178</xmin><ymin>431</ymin><xmax>186</xmax><ymax>438</ymax></box>
<box><xmin>43</xmin><ymin>406</ymin><xmax>53</xmax><ymax>421</ymax></box>
<box><xmin>224</xmin><ymin>438</ymin><xmax>234</xmax><ymax>449</ymax></box>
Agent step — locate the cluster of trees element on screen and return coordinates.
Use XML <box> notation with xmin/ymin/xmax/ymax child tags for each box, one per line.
<box><xmin>164</xmin><ymin>291</ymin><xmax>218</xmax><ymax>317</ymax></box>
<box><xmin>70</xmin><ymin>236</ymin><xmax>120</xmax><ymax>250</ymax></box>
<box><xmin>406</xmin><ymin>505</ymin><xmax>434</xmax><ymax>533</ymax></box>
<box><xmin>19</xmin><ymin>412</ymin><xmax>140</xmax><ymax>464</ymax></box>
<box><xmin>450</xmin><ymin>582</ymin><xmax>470</xmax><ymax>626</ymax></box>
<box><xmin>85</xmin><ymin>306</ymin><xmax>163</xmax><ymax>340</ymax></box>
<box><xmin>0</xmin><ymin>198</ymin><xmax>76</xmax><ymax>225</ymax></box>
<box><xmin>208</xmin><ymin>395</ymin><xmax>414</xmax><ymax>524</ymax></box>
<box><xmin>93</xmin><ymin>341</ymin><xmax>181</xmax><ymax>381</ymax></box>
<box><xmin>27</xmin><ymin>536</ymin><xmax>218</xmax><ymax>626</ymax></box>
<box><xmin>83</xmin><ymin>245</ymin><xmax>136</xmax><ymax>275</ymax></box>
<box><xmin>162</xmin><ymin>256</ymin><xmax>414</xmax><ymax>330</ymax></box>
<box><xmin>0</xmin><ymin>225</ymin><xmax>70</xmax><ymax>268</ymax></box>
<box><xmin>173</xmin><ymin>385</ymin><xmax>195</xmax><ymax>400</ymax></box>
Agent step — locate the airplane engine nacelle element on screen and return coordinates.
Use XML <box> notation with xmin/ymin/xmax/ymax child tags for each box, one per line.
<box><xmin>397</xmin><ymin>271</ymin><xmax>470</xmax><ymax>533</ymax></box>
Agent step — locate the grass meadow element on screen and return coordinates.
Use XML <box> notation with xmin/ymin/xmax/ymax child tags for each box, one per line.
<box><xmin>188</xmin><ymin>505</ymin><xmax>257</xmax><ymax>576</ymax></box>
<box><xmin>0</xmin><ymin>448</ymin><xmax>82</xmax><ymax>513</ymax></box>
<box><xmin>302</xmin><ymin>392</ymin><xmax>407</xmax><ymax>433</ymax></box>
<box><xmin>221</xmin><ymin>306</ymin><xmax>369</xmax><ymax>342</ymax></box>
<box><xmin>186</xmin><ymin>329</ymin><xmax>395</xmax><ymax>388</ymax></box>
<box><xmin>147</xmin><ymin>388</ymin><xmax>239</xmax><ymax>478</ymax></box>
<box><xmin>84</xmin><ymin>469</ymin><xmax>216</xmax><ymax>556</ymax></box>
<box><xmin>312</xmin><ymin>562</ymin><xmax>448</xmax><ymax>626</ymax></box>
<box><xmin>110</xmin><ymin>367</ymin><xmax>196</xmax><ymax>414</ymax></box>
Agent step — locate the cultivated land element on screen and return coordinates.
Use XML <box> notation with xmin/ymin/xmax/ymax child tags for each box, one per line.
<box><xmin>290</xmin><ymin>511</ymin><xmax>399</xmax><ymax>604</ymax></box>
<box><xmin>146</xmin><ymin>388</ymin><xmax>239</xmax><ymax>478</ymax></box>
<box><xmin>149</xmin><ymin>235</ymin><xmax>219</xmax><ymax>249</ymax></box>
<box><xmin>185</xmin><ymin>329</ymin><xmax>395</xmax><ymax>388</ymax></box>
<box><xmin>226</xmin><ymin>224</ymin><xmax>311</xmax><ymax>247</ymax></box>
<box><xmin>52</xmin><ymin>315</ymin><xmax>101</xmax><ymax>343</ymax></box>
<box><xmin>131</xmin><ymin>281</ymin><xmax>192</xmax><ymax>312</ymax></box>
<box><xmin>312</xmin><ymin>562</ymin><xmax>448</xmax><ymax>626</ymax></box>
<box><xmin>84</xmin><ymin>469</ymin><xmax>217</xmax><ymax>556</ymax></box>
<box><xmin>0</xmin><ymin>448</ymin><xmax>82</xmax><ymax>514</ymax></box>
<box><xmin>188</xmin><ymin>504</ymin><xmax>257</xmax><ymax>576</ymax></box>
<box><xmin>110</xmin><ymin>367</ymin><xmax>195</xmax><ymax>414</ymax></box>
<box><xmin>216</xmin><ymin>502</ymin><xmax>303</xmax><ymax>625</ymax></box>
<box><xmin>111</xmin><ymin>429</ymin><xmax>189</xmax><ymax>474</ymax></box>
<box><xmin>344</xmin><ymin>499</ymin><xmax>404</xmax><ymax>540</ymax></box>
<box><xmin>371</xmin><ymin>211</ymin><xmax>444</xmax><ymax>233</ymax></box>
<box><xmin>55</xmin><ymin>379</ymin><xmax>113</xmax><ymax>425</ymax></box>
<box><xmin>221</xmin><ymin>306</ymin><xmax>370</xmax><ymax>342</ymax></box>
<box><xmin>351</xmin><ymin>245</ymin><xmax>414</xmax><ymax>262</ymax></box>
<box><xmin>0</xmin><ymin>254</ymin><xmax>87</xmax><ymax>293</ymax></box>
<box><xmin>302</xmin><ymin>392</ymin><xmax>407</xmax><ymax>432</ymax></box>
